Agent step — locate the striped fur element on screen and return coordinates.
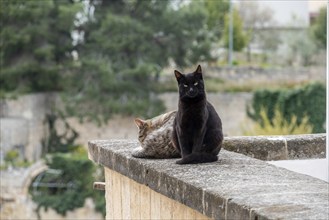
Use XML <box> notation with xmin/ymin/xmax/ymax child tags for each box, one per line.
<box><xmin>133</xmin><ymin>110</ymin><xmax>180</xmax><ymax>159</ymax></box>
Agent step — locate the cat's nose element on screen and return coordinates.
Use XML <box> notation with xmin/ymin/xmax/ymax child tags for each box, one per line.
<box><xmin>189</xmin><ymin>88</ymin><xmax>193</xmax><ymax>92</ymax></box>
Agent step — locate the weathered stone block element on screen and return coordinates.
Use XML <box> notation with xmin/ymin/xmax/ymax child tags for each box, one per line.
<box><xmin>285</xmin><ymin>134</ymin><xmax>326</xmax><ymax>159</ymax></box>
<box><xmin>223</xmin><ymin>134</ymin><xmax>326</xmax><ymax>160</ymax></box>
<box><xmin>0</xmin><ymin>118</ymin><xmax>29</xmax><ymax>162</ymax></box>
<box><xmin>223</xmin><ymin>136</ymin><xmax>287</xmax><ymax>160</ymax></box>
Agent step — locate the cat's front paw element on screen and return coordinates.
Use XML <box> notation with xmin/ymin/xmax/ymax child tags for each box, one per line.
<box><xmin>175</xmin><ymin>158</ymin><xmax>188</xmax><ymax>164</ymax></box>
<box><xmin>132</xmin><ymin>147</ymin><xmax>147</xmax><ymax>158</ymax></box>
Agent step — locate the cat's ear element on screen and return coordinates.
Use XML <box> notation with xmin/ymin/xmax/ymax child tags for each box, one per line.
<box><xmin>174</xmin><ymin>70</ymin><xmax>183</xmax><ymax>82</ymax></box>
<box><xmin>195</xmin><ymin>65</ymin><xmax>202</xmax><ymax>74</ymax></box>
<box><xmin>194</xmin><ymin>65</ymin><xmax>203</xmax><ymax>79</ymax></box>
<box><xmin>134</xmin><ymin>118</ymin><xmax>146</xmax><ymax>129</ymax></box>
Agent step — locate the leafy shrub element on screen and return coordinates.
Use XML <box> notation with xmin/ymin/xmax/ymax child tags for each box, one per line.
<box><xmin>243</xmin><ymin>107</ymin><xmax>313</xmax><ymax>135</ymax></box>
<box><xmin>35</xmin><ymin>112</ymin><xmax>105</xmax><ymax>216</ymax></box>
<box><xmin>4</xmin><ymin>149</ymin><xmax>19</xmax><ymax>163</ymax></box>
<box><xmin>30</xmin><ymin>149</ymin><xmax>105</xmax><ymax>217</ymax></box>
<box><xmin>311</xmin><ymin>6</ymin><xmax>327</xmax><ymax>48</ymax></box>
<box><xmin>41</xmin><ymin>112</ymin><xmax>79</xmax><ymax>155</ymax></box>
<box><xmin>247</xmin><ymin>82</ymin><xmax>326</xmax><ymax>133</ymax></box>
<box><xmin>2</xmin><ymin>149</ymin><xmax>31</xmax><ymax>169</ymax></box>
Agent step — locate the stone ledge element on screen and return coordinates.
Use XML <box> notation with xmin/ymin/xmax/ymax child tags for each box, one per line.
<box><xmin>88</xmin><ymin>139</ymin><xmax>328</xmax><ymax>220</ymax></box>
<box><xmin>223</xmin><ymin>134</ymin><xmax>326</xmax><ymax>161</ymax></box>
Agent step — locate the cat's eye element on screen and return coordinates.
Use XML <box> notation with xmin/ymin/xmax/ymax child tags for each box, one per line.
<box><xmin>194</xmin><ymin>82</ymin><xmax>198</xmax><ymax>86</ymax></box>
<box><xmin>183</xmin><ymin>84</ymin><xmax>188</xmax><ymax>88</ymax></box>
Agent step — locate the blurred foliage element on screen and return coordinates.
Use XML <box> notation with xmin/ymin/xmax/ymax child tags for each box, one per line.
<box><xmin>0</xmin><ymin>0</ymin><xmax>222</xmax><ymax>123</ymax></box>
<box><xmin>41</xmin><ymin>112</ymin><xmax>79</xmax><ymax>155</ymax></box>
<box><xmin>4</xmin><ymin>149</ymin><xmax>19</xmax><ymax>162</ymax></box>
<box><xmin>2</xmin><ymin>149</ymin><xmax>31</xmax><ymax>169</ymax></box>
<box><xmin>63</xmin><ymin>0</ymin><xmax>217</xmax><ymax>123</ymax></box>
<box><xmin>311</xmin><ymin>6</ymin><xmax>327</xmax><ymax>49</ymax></box>
<box><xmin>222</xmin><ymin>8</ymin><xmax>248</xmax><ymax>51</ymax></box>
<box><xmin>243</xmin><ymin>107</ymin><xmax>313</xmax><ymax>135</ymax></box>
<box><xmin>30</xmin><ymin>148</ymin><xmax>105</xmax><ymax>217</ymax></box>
<box><xmin>36</xmin><ymin>111</ymin><xmax>105</xmax><ymax>216</ymax></box>
<box><xmin>238</xmin><ymin>1</ymin><xmax>276</xmax><ymax>63</ymax></box>
<box><xmin>0</xmin><ymin>0</ymin><xmax>81</xmax><ymax>94</ymax></box>
<box><xmin>247</xmin><ymin>82</ymin><xmax>326</xmax><ymax>133</ymax></box>
<box><xmin>279</xmin><ymin>30</ymin><xmax>317</xmax><ymax>66</ymax></box>
<box><xmin>204</xmin><ymin>0</ymin><xmax>229</xmax><ymax>40</ymax></box>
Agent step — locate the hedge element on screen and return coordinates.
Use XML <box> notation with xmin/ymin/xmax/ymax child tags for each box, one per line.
<box><xmin>247</xmin><ymin>82</ymin><xmax>326</xmax><ymax>133</ymax></box>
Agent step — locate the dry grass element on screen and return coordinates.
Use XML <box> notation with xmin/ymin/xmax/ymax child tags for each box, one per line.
<box><xmin>242</xmin><ymin>108</ymin><xmax>313</xmax><ymax>136</ymax></box>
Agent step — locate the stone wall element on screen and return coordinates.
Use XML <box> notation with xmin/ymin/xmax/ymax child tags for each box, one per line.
<box><xmin>223</xmin><ymin>134</ymin><xmax>326</xmax><ymax>160</ymax></box>
<box><xmin>88</xmin><ymin>139</ymin><xmax>329</xmax><ymax>220</ymax></box>
<box><xmin>0</xmin><ymin>161</ymin><xmax>103</xmax><ymax>220</ymax></box>
<box><xmin>1</xmin><ymin>90</ymin><xmax>326</xmax><ymax>164</ymax></box>
<box><xmin>0</xmin><ymin>93</ymin><xmax>58</xmax><ymax>162</ymax></box>
<box><xmin>206</xmin><ymin>66</ymin><xmax>326</xmax><ymax>84</ymax></box>
<box><xmin>159</xmin><ymin>92</ymin><xmax>252</xmax><ymax>136</ymax></box>
<box><xmin>0</xmin><ymin>196</ymin><xmax>103</xmax><ymax>220</ymax></box>
<box><xmin>0</xmin><ymin>66</ymin><xmax>326</xmax><ymax>163</ymax></box>
<box><xmin>0</xmin><ymin>92</ymin><xmax>252</xmax><ymax>164</ymax></box>
<box><xmin>161</xmin><ymin>66</ymin><xmax>326</xmax><ymax>85</ymax></box>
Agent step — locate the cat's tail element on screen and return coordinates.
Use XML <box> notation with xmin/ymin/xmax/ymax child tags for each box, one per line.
<box><xmin>176</xmin><ymin>152</ymin><xmax>218</xmax><ymax>164</ymax></box>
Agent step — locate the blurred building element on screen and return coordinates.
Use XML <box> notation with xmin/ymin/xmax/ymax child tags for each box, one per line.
<box><xmin>309</xmin><ymin>1</ymin><xmax>327</xmax><ymax>24</ymax></box>
<box><xmin>246</xmin><ymin>0</ymin><xmax>326</xmax><ymax>27</ymax></box>
<box><xmin>261</xmin><ymin>0</ymin><xmax>309</xmax><ymax>28</ymax></box>
<box><xmin>237</xmin><ymin>0</ymin><xmax>326</xmax><ymax>66</ymax></box>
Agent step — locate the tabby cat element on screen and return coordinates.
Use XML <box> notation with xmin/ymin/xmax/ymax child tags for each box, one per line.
<box><xmin>133</xmin><ymin>110</ymin><xmax>180</xmax><ymax>159</ymax></box>
<box><xmin>172</xmin><ymin>65</ymin><xmax>223</xmax><ymax>164</ymax></box>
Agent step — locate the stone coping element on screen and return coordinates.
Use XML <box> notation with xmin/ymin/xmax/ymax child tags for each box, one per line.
<box><xmin>223</xmin><ymin>133</ymin><xmax>326</xmax><ymax>161</ymax></box>
<box><xmin>88</xmin><ymin>139</ymin><xmax>329</xmax><ymax>220</ymax></box>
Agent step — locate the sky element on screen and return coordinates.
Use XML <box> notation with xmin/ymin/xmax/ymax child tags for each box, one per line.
<box><xmin>308</xmin><ymin>0</ymin><xmax>327</xmax><ymax>13</ymax></box>
<box><xmin>247</xmin><ymin>0</ymin><xmax>327</xmax><ymax>27</ymax></box>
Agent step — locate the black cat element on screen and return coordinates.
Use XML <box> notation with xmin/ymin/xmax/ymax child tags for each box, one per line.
<box><xmin>172</xmin><ymin>65</ymin><xmax>223</xmax><ymax>164</ymax></box>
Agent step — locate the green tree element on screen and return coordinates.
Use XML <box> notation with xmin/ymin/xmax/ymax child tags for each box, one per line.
<box><xmin>1</xmin><ymin>0</ymin><xmax>215</xmax><ymax>123</ymax></box>
<box><xmin>0</xmin><ymin>0</ymin><xmax>81</xmax><ymax>94</ymax></box>
<box><xmin>311</xmin><ymin>7</ymin><xmax>327</xmax><ymax>49</ymax></box>
<box><xmin>64</xmin><ymin>0</ymin><xmax>214</xmax><ymax>123</ymax></box>
<box><xmin>204</xmin><ymin>0</ymin><xmax>229</xmax><ymax>40</ymax></box>
<box><xmin>284</xmin><ymin>30</ymin><xmax>317</xmax><ymax>66</ymax></box>
<box><xmin>222</xmin><ymin>8</ymin><xmax>248</xmax><ymax>52</ymax></box>
<box><xmin>30</xmin><ymin>149</ymin><xmax>105</xmax><ymax>216</ymax></box>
